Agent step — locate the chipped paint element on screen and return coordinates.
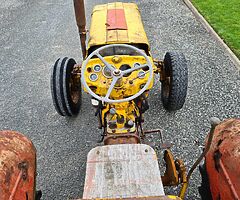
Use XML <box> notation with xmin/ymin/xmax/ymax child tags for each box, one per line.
<box><xmin>205</xmin><ymin>119</ymin><xmax>240</xmax><ymax>200</ymax></box>
<box><xmin>0</xmin><ymin>131</ymin><xmax>36</xmax><ymax>200</ymax></box>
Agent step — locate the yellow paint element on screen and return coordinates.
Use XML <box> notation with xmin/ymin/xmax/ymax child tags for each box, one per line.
<box><xmin>179</xmin><ymin>182</ymin><xmax>189</xmax><ymax>199</ymax></box>
<box><xmin>83</xmin><ymin>55</ymin><xmax>155</xmax><ymax>97</ymax></box>
<box><xmin>167</xmin><ymin>195</ymin><xmax>182</xmax><ymax>199</ymax></box>
<box><xmin>83</xmin><ymin>2</ymin><xmax>157</xmax><ymax>134</ymax></box>
<box><xmin>82</xmin><ymin>55</ymin><xmax>156</xmax><ymax>133</ymax></box>
<box><xmin>88</xmin><ymin>2</ymin><xmax>150</xmax><ymax>50</ymax></box>
<box><xmin>101</xmin><ymin>101</ymin><xmax>140</xmax><ymax>134</ymax></box>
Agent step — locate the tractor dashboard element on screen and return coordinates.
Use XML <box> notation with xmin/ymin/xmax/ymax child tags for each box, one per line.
<box><xmin>82</xmin><ymin>55</ymin><xmax>154</xmax><ymax>100</ymax></box>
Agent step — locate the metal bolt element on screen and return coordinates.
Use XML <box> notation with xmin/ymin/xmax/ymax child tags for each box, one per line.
<box><xmin>109</xmin><ymin>108</ymin><xmax>116</xmax><ymax>115</ymax></box>
<box><xmin>112</xmin><ymin>56</ymin><xmax>122</xmax><ymax>63</ymax></box>
<box><xmin>127</xmin><ymin>120</ymin><xmax>134</xmax><ymax>127</ymax></box>
<box><xmin>113</xmin><ymin>69</ymin><xmax>121</xmax><ymax>76</ymax></box>
<box><xmin>140</xmin><ymin>84</ymin><xmax>145</xmax><ymax>89</ymax></box>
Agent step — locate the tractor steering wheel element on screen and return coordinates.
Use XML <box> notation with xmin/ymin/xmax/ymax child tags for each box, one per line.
<box><xmin>81</xmin><ymin>44</ymin><xmax>153</xmax><ymax>103</ymax></box>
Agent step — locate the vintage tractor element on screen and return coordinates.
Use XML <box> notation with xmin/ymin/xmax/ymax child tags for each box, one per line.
<box><xmin>50</xmin><ymin>1</ymin><xmax>188</xmax><ymax>145</ymax></box>
<box><xmin>4</xmin><ymin>1</ymin><xmax>239</xmax><ymax>200</ymax></box>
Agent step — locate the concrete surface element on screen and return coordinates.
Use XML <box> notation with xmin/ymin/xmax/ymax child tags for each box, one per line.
<box><xmin>0</xmin><ymin>0</ymin><xmax>239</xmax><ymax>199</ymax></box>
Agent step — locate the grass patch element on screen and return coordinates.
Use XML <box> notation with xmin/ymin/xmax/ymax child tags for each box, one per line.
<box><xmin>191</xmin><ymin>0</ymin><xmax>240</xmax><ymax>58</ymax></box>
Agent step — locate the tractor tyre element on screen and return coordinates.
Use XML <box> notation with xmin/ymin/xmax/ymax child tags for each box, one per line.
<box><xmin>161</xmin><ymin>52</ymin><xmax>188</xmax><ymax>111</ymax></box>
<box><xmin>35</xmin><ymin>190</ymin><xmax>42</xmax><ymax>200</ymax></box>
<box><xmin>198</xmin><ymin>163</ymin><xmax>212</xmax><ymax>200</ymax></box>
<box><xmin>51</xmin><ymin>57</ymin><xmax>81</xmax><ymax>116</ymax></box>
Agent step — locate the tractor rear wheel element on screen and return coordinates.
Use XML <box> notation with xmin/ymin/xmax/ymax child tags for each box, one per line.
<box><xmin>161</xmin><ymin>52</ymin><xmax>188</xmax><ymax>111</ymax></box>
<box><xmin>51</xmin><ymin>57</ymin><xmax>81</xmax><ymax>116</ymax></box>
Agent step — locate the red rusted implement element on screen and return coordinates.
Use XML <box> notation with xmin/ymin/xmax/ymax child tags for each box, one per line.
<box><xmin>205</xmin><ymin>119</ymin><xmax>240</xmax><ymax>200</ymax></box>
<box><xmin>0</xmin><ymin>131</ymin><xmax>37</xmax><ymax>200</ymax></box>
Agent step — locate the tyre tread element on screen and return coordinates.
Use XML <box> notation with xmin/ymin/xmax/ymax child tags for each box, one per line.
<box><xmin>50</xmin><ymin>57</ymin><xmax>80</xmax><ymax>116</ymax></box>
<box><xmin>162</xmin><ymin>52</ymin><xmax>188</xmax><ymax>111</ymax></box>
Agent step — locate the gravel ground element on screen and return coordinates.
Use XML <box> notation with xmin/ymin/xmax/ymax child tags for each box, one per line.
<box><xmin>0</xmin><ymin>0</ymin><xmax>239</xmax><ymax>199</ymax></box>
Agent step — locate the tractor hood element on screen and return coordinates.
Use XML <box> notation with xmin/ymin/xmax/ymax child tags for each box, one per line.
<box><xmin>87</xmin><ymin>2</ymin><xmax>150</xmax><ymax>51</ymax></box>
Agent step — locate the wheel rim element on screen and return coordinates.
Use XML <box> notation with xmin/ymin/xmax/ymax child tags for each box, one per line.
<box><xmin>70</xmin><ymin>88</ymin><xmax>80</xmax><ymax>104</ymax></box>
<box><xmin>69</xmin><ymin>74</ymin><xmax>80</xmax><ymax>104</ymax></box>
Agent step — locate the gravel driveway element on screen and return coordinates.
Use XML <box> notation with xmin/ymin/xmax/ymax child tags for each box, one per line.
<box><xmin>0</xmin><ymin>0</ymin><xmax>239</xmax><ymax>199</ymax></box>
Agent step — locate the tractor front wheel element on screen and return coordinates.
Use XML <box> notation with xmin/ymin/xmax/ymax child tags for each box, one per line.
<box><xmin>51</xmin><ymin>57</ymin><xmax>81</xmax><ymax>116</ymax></box>
<box><xmin>161</xmin><ymin>52</ymin><xmax>188</xmax><ymax>111</ymax></box>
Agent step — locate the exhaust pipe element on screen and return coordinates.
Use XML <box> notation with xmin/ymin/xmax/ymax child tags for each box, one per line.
<box><xmin>73</xmin><ymin>0</ymin><xmax>87</xmax><ymax>58</ymax></box>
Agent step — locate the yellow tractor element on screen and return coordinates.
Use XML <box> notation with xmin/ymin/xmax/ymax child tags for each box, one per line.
<box><xmin>1</xmin><ymin>2</ymin><xmax>239</xmax><ymax>200</ymax></box>
<box><xmin>50</xmin><ymin>1</ymin><xmax>188</xmax><ymax>145</ymax></box>
<box><xmin>49</xmin><ymin>1</ymin><xmax>190</xmax><ymax>199</ymax></box>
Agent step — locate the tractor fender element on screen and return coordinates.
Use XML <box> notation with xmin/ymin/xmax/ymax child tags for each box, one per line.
<box><xmin>0</xmin><ymin>130</ymin><xmax>37</xmax><ymax>200</ymax></box>
<box><xmin>205</xmin><ymin>119</ymin><xmax>240</xmax><ymax>200</ymax></box>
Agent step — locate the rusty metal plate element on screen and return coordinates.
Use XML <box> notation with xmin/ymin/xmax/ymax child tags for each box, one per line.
<box><xmin>0</xmin><ymin>130</ymin><xmax>36</xmax><ymax>200</ymax></box>
<box><xmin>104</xmin><ymin>133</ymin><xmax>140</xmax><ymax>145</ymax></box>
<box><xmin>205</xmin><ymin>119</ymin><xmax>240</xmax><ymax>200</ymax></box>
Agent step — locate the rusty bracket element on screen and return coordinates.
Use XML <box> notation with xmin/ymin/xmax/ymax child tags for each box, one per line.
<box><xmin>153</xmin><ymin>59</ymin><xmax>167</xmax><ymax>82</ymax></box>
<box><xmin>175</xmin><ymin>159</ymin><xmax>187</xmax><ymax>184</ymax></box>
<box><xmin>161</xmin><ymin>149</ymin><xmax>179</xmax><ymax>186</ymax></box>
<box><xmin>153</xmin><ymin>59</ymin><xmax>164</xmax><ymax>76</ymax></box>
<box><xmin>18</xmin><ymin>161</ymin><xmax>29</xmax><ymax>181</ymax></box>
<box><xmin>104</xmin><ymin>133</ymin><xmax>141</xmax><ymax>145</ymax></box>
<box><xmin>142</xmin><ymin>129</ymin><xmax>163</xmax><ymax>141</ymax></box>
<box><xmin>142</xmin><ymin>129</ymin><xmax>172</xmax><ymax>149</ymax></box>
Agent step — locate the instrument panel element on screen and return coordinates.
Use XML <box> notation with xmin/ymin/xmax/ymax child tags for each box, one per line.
<box><xmin>82</xmin><ymin>55</ymin><xmax>155</xmax><ymax>100</ymax></box>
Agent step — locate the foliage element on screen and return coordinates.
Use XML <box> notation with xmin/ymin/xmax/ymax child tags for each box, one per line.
<box><xmin>192</xmin><ymin>0</ymin><xmax>240</xmax><ymax>58</ymax></box>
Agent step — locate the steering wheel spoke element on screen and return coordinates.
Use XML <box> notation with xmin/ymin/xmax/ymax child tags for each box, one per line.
<box><xmin>104</xmin><ymin>76</ymin><xmax>119</xmax><ymax>101</ymax></box>
<box><xmin>122</xmin><ymin>63</ymin><xmax>149</xmax><ymax>75</ymax></box>
<box><xmin>95</xmin><ymin>52</ymin><xmax>115</xmax><ymax>71</ymax></box>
